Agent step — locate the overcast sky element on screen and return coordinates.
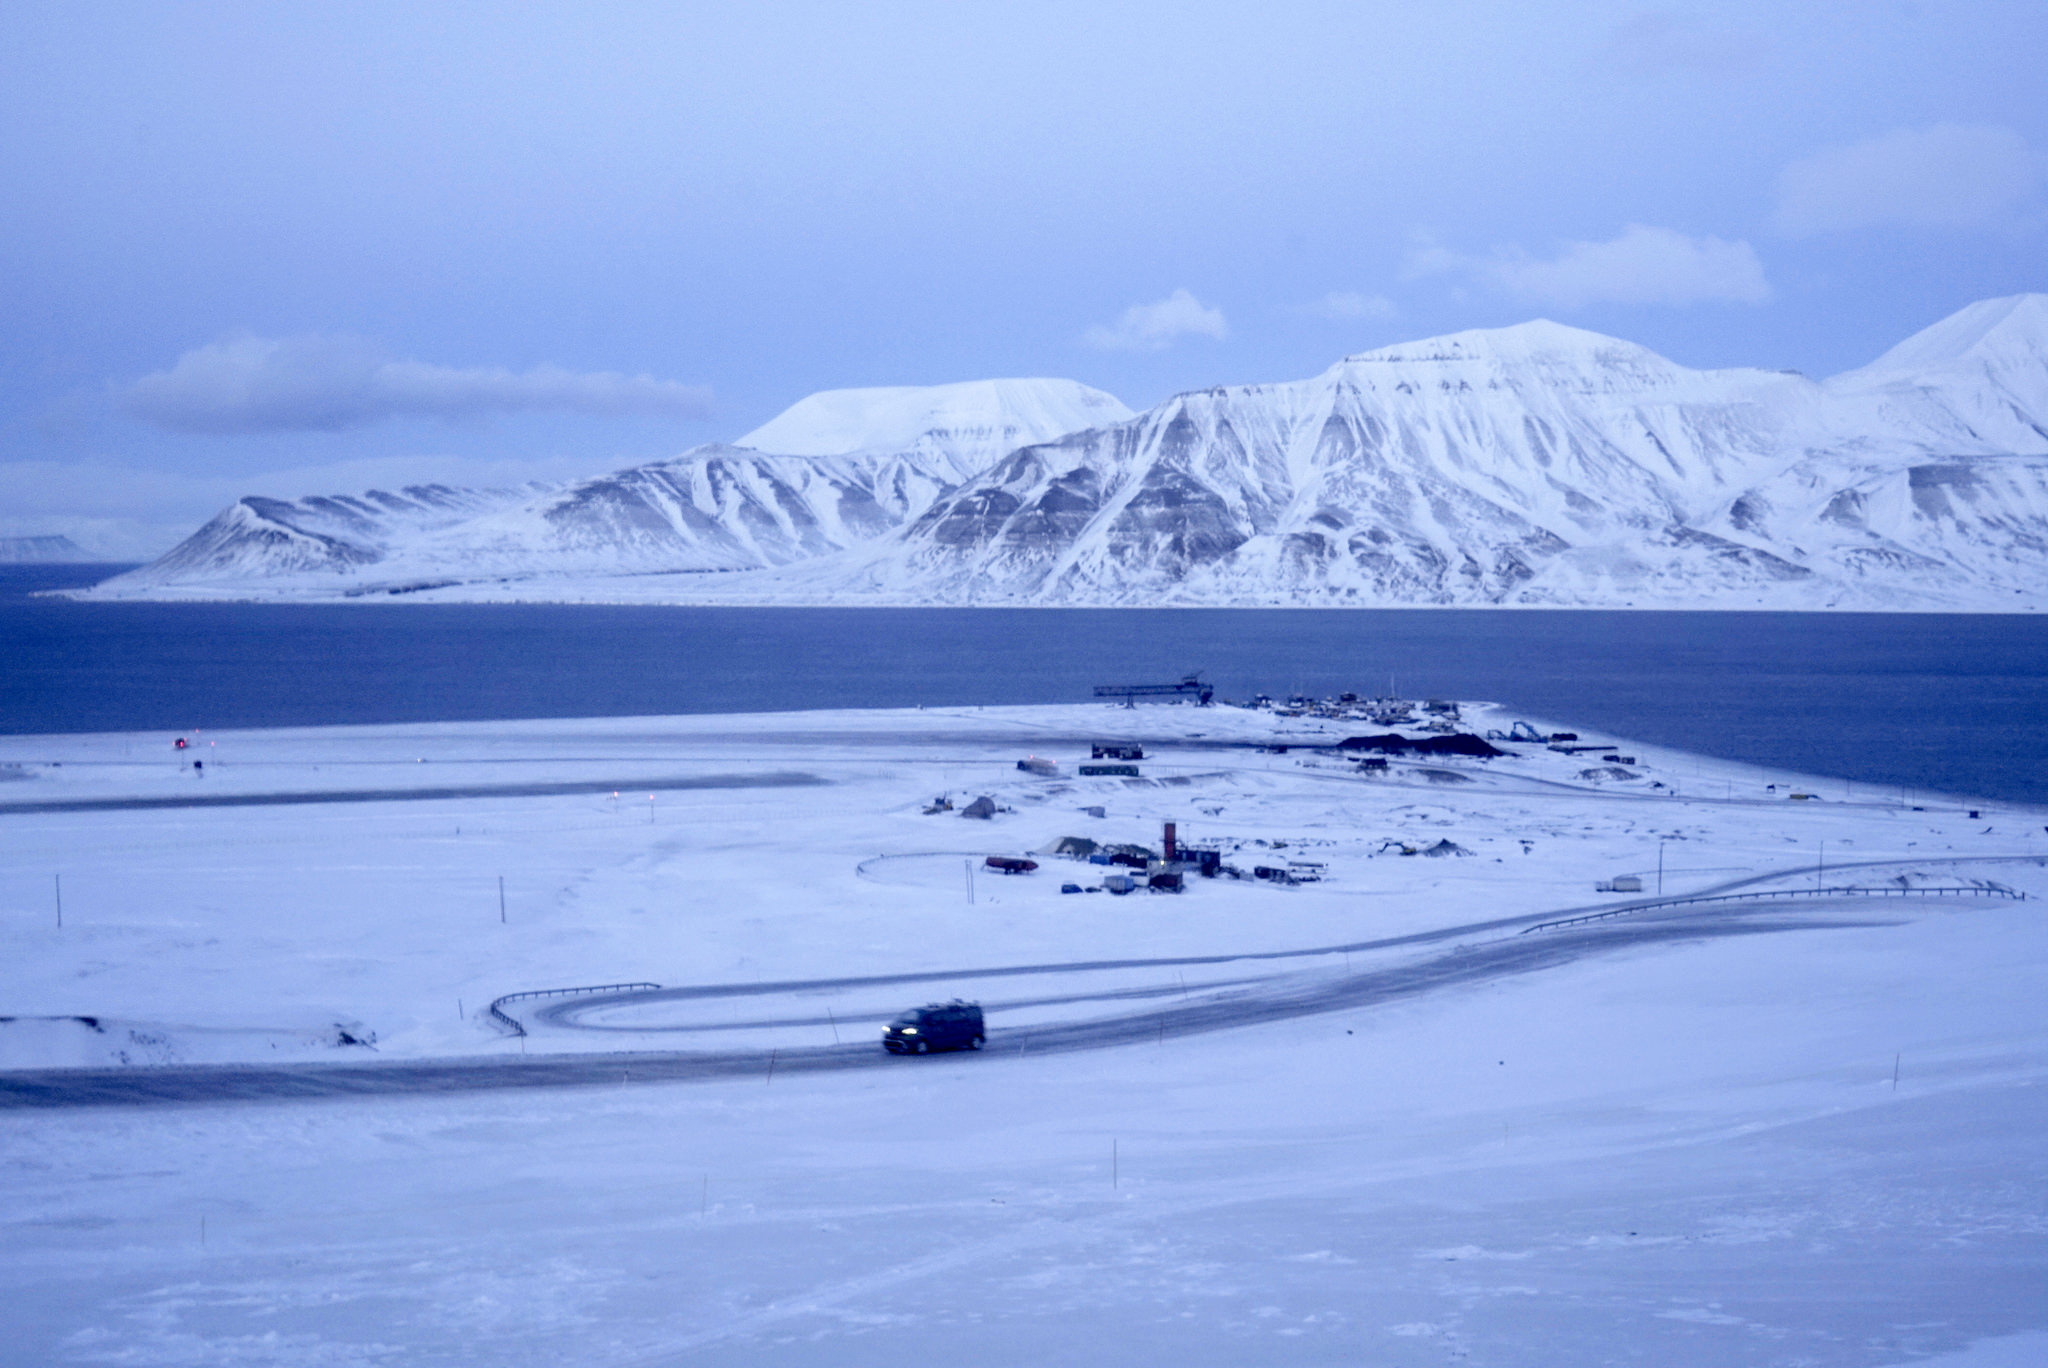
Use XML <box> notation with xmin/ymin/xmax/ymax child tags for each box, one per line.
<box><xmin>3</xmin><ymin>1</ymin><xmax>2044</xmax><ymax>553</ymax></box>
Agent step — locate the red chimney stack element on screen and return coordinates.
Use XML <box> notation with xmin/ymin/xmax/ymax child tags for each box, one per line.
<box><xmin>1163</xmin><ymin>821</ymin><xmax>1177</xmax><ymax>862</ymax></box>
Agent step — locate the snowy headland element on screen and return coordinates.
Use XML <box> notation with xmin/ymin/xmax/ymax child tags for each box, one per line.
<box><xmin>2</xmin><ymin>699</ymin><xmax>2045</xmax><ymax>1362</ymax></box>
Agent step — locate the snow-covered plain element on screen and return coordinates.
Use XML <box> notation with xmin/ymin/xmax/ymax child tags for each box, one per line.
<box><xmin>2</xmin><ymin>701</ymin><xmax>2044</xmax><ymax>1364</ymax></box>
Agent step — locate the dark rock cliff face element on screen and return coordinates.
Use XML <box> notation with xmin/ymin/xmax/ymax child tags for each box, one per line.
<box><xmin>1000</xmin><ymin>466</ymin><xmax>1100</xmax><ymax>552</ymax></box>
<box><xmin>924</xmin><ymin>485</ymin><xmax>1023</xmax><ymax>549</ymax></box>
<box><xmin>1665</xmin><ymin>527</ymin><xmax>1813</xmax><ymax>581</ymax></box>
<box><xmin>832</xmin><ymin>484</ymin><xmax>894</xmax><ymax>541</ymax></box>
<box><xmin>1909</xmin><ymin>462</ymin><xmax>1979</xmax><ymax>519</ymax></box>
<box><xmin>1102</xmin><ymin>465</ymin><xmax>1247</xmax><ymax>579</ymax></box>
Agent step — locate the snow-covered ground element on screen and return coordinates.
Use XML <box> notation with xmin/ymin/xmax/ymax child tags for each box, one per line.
<box><xmin>2</xmin><ymin>701</ymin><xmax>2044</xmax><ymax>1364</ymax></box>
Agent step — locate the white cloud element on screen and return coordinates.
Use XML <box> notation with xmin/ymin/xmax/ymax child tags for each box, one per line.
<box><xmin>1405</xmin><ymin>224</ymin><xmax>1771</xmax><ymax>309</ymax></box>
<box><xmin>120</xmin><ymin>334</ymin><xmax>715</xmax><ymax>435</ymax></box>
<box><xmin>1772</xmin><ymin>124</ymin><xmax>2043</xmax><ymax>237</ymax></box>
<box><xmin>1303</xmin><ymin>291</ymin><xmax>1398</xmax><ymax>321</ymax></box>
<box><xmin>1083</xmin><ymin>289</ymin><xmax>1228</xmax><ymax>351</ymax></box>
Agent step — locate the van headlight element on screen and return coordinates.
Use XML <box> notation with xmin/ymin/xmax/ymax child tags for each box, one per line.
<box><xmin>900</xmin><ymin>1027</ymin><xmax>917</xmax><ymax>1034</ymax></box>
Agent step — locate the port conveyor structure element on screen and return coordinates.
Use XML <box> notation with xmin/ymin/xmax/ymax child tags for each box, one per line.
<box><xmin>1093</xmin><ymin>673</ymin><xmax>1214</xmax><ymax>707</ymax></box>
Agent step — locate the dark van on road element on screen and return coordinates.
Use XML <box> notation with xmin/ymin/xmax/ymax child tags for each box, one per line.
<box><xmin>883</xmin><ymin>1001</ymin><xmax>984</xmax><ymax>1054</ymax></box>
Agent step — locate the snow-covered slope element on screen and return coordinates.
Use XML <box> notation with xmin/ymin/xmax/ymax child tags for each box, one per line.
<box><xmin>383</xmin><ymin>447</ymin><xmax>919</xmax><ymax>580</ymax></box>
<box><xmin>85</xmin><ymin>299</ymin><xmax>2048</xmax><ymax>607</ymax></box>
<box><xmin>736</xmin><ymin>377</ymin><xmax>1135</xmax><ymax>482</ymax></box>
<box><xmin>1827</xmin><ymin>293</ymin><xmax>2048</xmax><ymax>454</ymax></box>
<box><xmin>1683</xmin><ymin>295</ymin><xmax>2048</xmax><ymax>608</ymax></box>
<box><xmin>115</xmin><ymin>485</ymin><xmax>539</xmax><ymax>585</ymax></box>
<box><xmin>91</xmin><ymin>378</ymin><xmax>1132</xmax><ymax>597</ymax></box>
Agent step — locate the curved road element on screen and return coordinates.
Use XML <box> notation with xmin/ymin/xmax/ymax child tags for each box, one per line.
<box><xmin>536</xmin><ymin>851</ymin><xmax>2041</xmax><ymax>1031</ymax></box>
<box><xmin>0</xmin><ymin>884</ymin><xmax>1975</xmax><ymax>1112</ymax></box>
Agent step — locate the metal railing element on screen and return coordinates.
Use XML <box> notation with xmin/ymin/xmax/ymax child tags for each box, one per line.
<box><xmin>486</xmin><ymin>982</ymin><xmax>661</xmax><ymax>1037</ymax></box>
<box><xmin>1523</xmin><ymin>885</ymin><xmax>2024</xmax><ymax>936</ymax></box>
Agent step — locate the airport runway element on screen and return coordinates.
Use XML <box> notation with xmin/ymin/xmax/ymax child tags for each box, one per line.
<box><xmin>0</xmin><ymin>770</ymin><xmax>827</xmax><ymax>816</ymax></box>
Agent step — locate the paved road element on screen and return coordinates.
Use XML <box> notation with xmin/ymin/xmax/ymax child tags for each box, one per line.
<box><xmin>0</xmin><ymin>898</ymin><xmax>1903</xmax><ymax>1111</ymax></box>
<box><xmin>532</xmin><ymin>852</ymin><xmax>2040</xmax><ymax>1031</ymax></box>
<box><xmin>0</xmin><ymin>771</ymin><xmax>826</xmax><ymax>816</ymax></box>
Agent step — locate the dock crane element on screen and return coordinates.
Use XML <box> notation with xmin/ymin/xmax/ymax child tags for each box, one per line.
<box><xmin>1092</xmin><ymin>673</ymin><xmax>1214</xmax><ymax>707</ymax></box>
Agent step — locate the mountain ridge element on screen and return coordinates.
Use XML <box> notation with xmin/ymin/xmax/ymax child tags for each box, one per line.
<box><xmin>80</xmin><ymin>297</ymin><xmax>2048</xmax><ymax>609</ymax></box>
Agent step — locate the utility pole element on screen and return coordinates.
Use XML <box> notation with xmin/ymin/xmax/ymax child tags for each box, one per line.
<box><xmin>54</xmin><ymin>874</ymin><xmax>62</xmax><ymax>929</ymax></box>
<box><xmin>1657</xmin><ymin>840</ymin><xmax>1664</xmax><ymax>896</ymax></box>
<box><xmin>499</xmin><ymin>876</ymin><xmax>506</xmax><ymax>923</ymax></box>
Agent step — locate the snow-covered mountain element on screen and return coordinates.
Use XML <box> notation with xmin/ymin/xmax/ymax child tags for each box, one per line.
<box><xmin>83</xmin><ymin>300</ymin><xmax>2048</xmax><ymax>608</ymax></box>
<box><xmin>1679</xmin><ymin>297</ymin><xmax>2048</xmax><ymax>609</ymax></box>
<box><xmin>741</xmin><ymin>297</ymin><xmax>2048</xmax><ymax>610</ymax></box>
<box><xmin>124</xmin><ymin>485</ymin><xmax>540</xmax><ymax>583</ymax></box>
<box><xmin>798</xmin><ymin>321</ymin><xmax>1824</xmax><ymax>605</ymax></box>
<box><xmin>735</xmin><ymin>377</ymin><xmax>1136</xmax><ymax>484</ymax></box>
<box><xmin>1826</xmin><ymin>293</ymin><xmax>2048</xmax><ymax>453</ymax></box>
<box><xmin>91</xmin><ymin>378</ymin><xmax>1133</xmax><ymax>596</ymax></box>
<box><xmin>0</xmin><ymin>535</ymin><xmax>93</xmax><ymax>563</ymax></box>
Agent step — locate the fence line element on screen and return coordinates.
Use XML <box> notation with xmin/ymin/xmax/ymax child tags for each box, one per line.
<box><xmin>1523</xmin><ymin>885</ymin><xmax>2024</xmax><ymax>936</ymax></box>
<box><xmin>486</xmin><ymin>982</ymin><xmax>662</xmax><ymax>1037</ymax></box>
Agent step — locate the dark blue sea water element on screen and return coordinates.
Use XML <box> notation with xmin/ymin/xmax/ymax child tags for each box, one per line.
<box><xmin>5</xmin><ymin>565</ymin><xmax>2045</xmax><ymax>807</ymax></box>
